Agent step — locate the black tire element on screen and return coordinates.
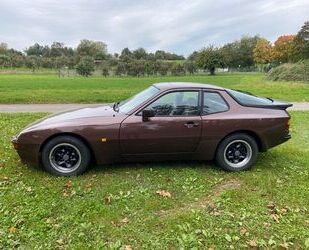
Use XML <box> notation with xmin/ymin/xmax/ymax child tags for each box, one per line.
<box><xmin>215</xmin><ymin>133</ymin><xmax>258</xmax><ymax>172</ymax></box>
<box><xmin>41</xmin><ymin>135</ymin><xmax>91</xmax><ymax>176</ymax></box>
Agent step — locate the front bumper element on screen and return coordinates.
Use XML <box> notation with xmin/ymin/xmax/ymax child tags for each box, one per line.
<box><xmin>11</xmin><ymin>135</ymin><xmax>19</xmax><ymax>150</ymax></box>
<box><xmin>11</xmin><ymin>135</ymin><xmax>40</xmax><ymax>165</ymax></box>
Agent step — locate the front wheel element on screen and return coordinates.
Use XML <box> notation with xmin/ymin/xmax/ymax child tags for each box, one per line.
<box><xmin>216</xmin><ymin>133</ymin><xmax>258</xmax><ymax>171</ymax></box>
<box><xmin>41</xmin><ymin>135</ymin><xmax>91</xmax><ymax>176</ymax></box>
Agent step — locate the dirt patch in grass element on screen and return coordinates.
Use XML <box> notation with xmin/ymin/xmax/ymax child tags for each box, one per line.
<box><xmin>157</xmin><ymin>179</ymin><xmax>241</xmax><ymax>216</ymax></box>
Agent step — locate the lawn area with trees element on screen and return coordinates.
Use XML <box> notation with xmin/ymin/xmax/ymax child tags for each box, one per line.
<box><xmin>0</xmin><ymin>22</ymin><xmax>308</xmax><ymax>79</ymax></box>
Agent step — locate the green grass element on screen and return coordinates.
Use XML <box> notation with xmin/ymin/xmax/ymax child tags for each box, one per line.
<box><xmin>0</xmin><ymin>73</ymin><xmax>308</xmax><ymax>103</ymax></box>
<box><xmin>1</xmin><ymin>112</ymin><xmax>309</xmax><ymax>249</ymax></box>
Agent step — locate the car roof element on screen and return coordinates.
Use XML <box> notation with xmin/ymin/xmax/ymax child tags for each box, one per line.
<box><xmin>153</xmin><ymin>82</ymin><xmax>224</xmax><ymax>91</ymax></box>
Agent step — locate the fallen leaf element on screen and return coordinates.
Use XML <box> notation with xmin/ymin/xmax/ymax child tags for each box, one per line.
<box><xmin>26</xmin><ymin>186</ymin><xmax>32</xmax><ymax>192</ymax></box>
<box><xmin>156</xmin><ymin>190</ymin><xmax>171</xmax><ymax>198</ymax></box>
<box><xmin>280</xmin><ymin>207</ymin><xmax>288</xmax><ymax>214</ymax></box>
<box><xmin>271</xmin><ymin>214</ymin><xmax>280</xmax><ymax>223</ymax></box>
<box><xmin>124</xmin><ymin>245</ymin><xmax>132</xmax><ymax>250</ymax></box>
<box><xmin>240</xmin><ymin>227</ymin><xmax>247</xmax><ymax>236</ymax></box>
<box><xmin>56</xmin><ymin>238</ymin><xmax>64</xmax><ymax>245</ymax></box>
<box><xmin>62</xmin><ymin>190</ymin><xmax>69</xmax><ymax>197</ymax></box>
<box><xmin>247</xmin><ymin>239</ymin><xmax>257</xmax><ymax>248</ymax></box>
<box><xmin>8</xmin><ymin>226</ymin><xmax>17</xmax><ymax>234</ymax></box>
<box><xmin>64</xmin><ymin>180</ymin><xmax>72</xmax><ymax>189</ymax></box>
<box><xmin>279</xmin><ymin>242</ymin><xmax>289</xmax><ymax>249</ymax></box>
<box><xmin>104</xmin><ymin>196</ymin><xmax>112</xmax><ymax>205</ymax></box>
<box><xmin>305</xmin><ymin>220</ymin><xmax>309</xmax><ymax>225</ymax></box>
<box><xmin>121</xmin><ymin>217</ymin><xmax>129</xmax><ymax>224</ymax></box>
<box><xmin>266</xmin><ymin>201</ymin><xmax>275</xmax><ymax>210</ymax></box>
<box><xmin>263</xmin><ymin>222</ymin><xmax>271</xmax><ymax>228</ymax></box>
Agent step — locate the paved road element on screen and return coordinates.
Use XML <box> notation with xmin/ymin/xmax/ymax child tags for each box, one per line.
<box><xmin>0</xmin><ymin>102</ymin><xmax>308</xmax><ymax>113</ymax></box>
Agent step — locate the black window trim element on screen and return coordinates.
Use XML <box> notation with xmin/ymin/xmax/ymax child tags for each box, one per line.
<box><xmin>135</xmin><ymin>88</ymin><xmax>203</xmax><ymax>117</ymax></box>
<box><xmin>201</xmin><ymin>90</ymin><xmax>230</xmax><ymax>116</ymax></box>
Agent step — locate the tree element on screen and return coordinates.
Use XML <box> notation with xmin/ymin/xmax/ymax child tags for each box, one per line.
<box><xmin>25</xmin><ymin>43</ymin><xmax>45</xmax><ymax>56</ymax></box>
<box><xmin>0</xmin><ymin>42</ymin><xmax>8</xmax><ymax>54</ymax></box>
<box><xmin>220</xmin><ymin>35</ymin><xmax>260</xmax><ymax>69</ymax></box>
<box><xmin>119</xmin><ymin>48</ymin><xmax>133</xmax><ymax>61</ymax></box>
<box><xmin>115</xmin><ymin>62</ymin><xmax>127</xmax><ymax>76</ymax></box>
<box><xmin>273</xmin><ymin>35</ymin><xmax>295</xmax><ymax>63</ymax></box>
<box><xmin>171</xmin><ymin>63</ymin><xmax>185</xmax><ymax>76</ymax></box>
<box><xmin>0</xmin><ymin>54</ymin><xmax>10</xmax><ymax>68</ymax></box>
<box><xmin>187</xmin><ymin>51</ymin><xmax>199</xmax><ymax>61</ymax></box>
<box><xmin>253</xmin><ymin>38</ymin><xmax>273</xmax><ymax>64</ymax></box>
<box><xmin>184</xmin><ymin>61</ymin><xmax>198</xmax><ymax>74</ymax></box>
<box><xmin>25</xmin><ymin>56</ymin><xmax>39</xmax><ymax>71</ymax></box>
<box><xmin>77</xmin><ymin>40</ymin><xmax>107</xmax><ymax>59</ymax></box>
<box><xmin>102</xmin><ymin>66</ymin><xmax>109</xmax><ymax>77</ymax></box>
<box><xmin>156</xmin><ymin>61</ymin><xmax>171</xmax><ymax>76</ymax></box>
<box><xmin>127</xmin><ymin>60</ymin><xmax>145</xmax><ymax>77</ymax></box>
<box><xmin>196</xmin><ymin>46</ymin><xmax>224</xmax><ymax>75</ymax></box>
<box><xmin>238</xmin><ymin>36</ymin><xmax>260</xmax><ymax>67</ymax></box>
<box><xmin>50</xmin><ymin>42</ymin><xmax>65</xmax><ymax>57</ymax></box>
<box><xmin>132</xmin><ymin>48</ymin><xmax>147</xmax><ymax>60</ymax></box>
<box><xmin>292</xmin><ymin>21</ymin><xmax>309</xmax><ymax>61</ymax></box>
<box><xmin>154</xmin><ymin>50</ymin><xmax>185</xmax><ymax>60</ymax></box>
<box><xmin>76</xmin><ymin>56</ymin><xmax>95</xmax><ymax>77</ymax></box>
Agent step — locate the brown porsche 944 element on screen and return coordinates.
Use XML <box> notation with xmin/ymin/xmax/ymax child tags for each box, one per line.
<box><xmin>12</xmin><ymin>82</ymin><xmax>292</xmax><ymax>176</ymax></box>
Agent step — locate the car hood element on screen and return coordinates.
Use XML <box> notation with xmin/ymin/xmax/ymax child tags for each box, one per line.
<box><xmin>21</xmin><ymin>105</ymin><xmax>126</xmax><ymax>133</ymax></box>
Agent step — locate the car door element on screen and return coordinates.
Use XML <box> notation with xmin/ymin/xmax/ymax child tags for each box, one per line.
<box><xmin>120</xmin><ymin>90</ymin><xmax>202</xmax><ymax>155</ymax></box>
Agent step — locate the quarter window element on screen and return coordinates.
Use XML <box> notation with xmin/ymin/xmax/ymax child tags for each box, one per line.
<box><xmin>145</xmin><ymin>91</ymin><xmax>199</xmax><ymax>116</ymax></box>
<box><xmin>203</xmin><ymin>92</ymin><xmax>228</xmax><ymax>114</ymax></box>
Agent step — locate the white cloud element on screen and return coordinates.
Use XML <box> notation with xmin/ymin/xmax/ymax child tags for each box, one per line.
<box><xmin>0</xmin><ymin>0</ymin><xmax>308</xmax><ymax>55</ymax></box>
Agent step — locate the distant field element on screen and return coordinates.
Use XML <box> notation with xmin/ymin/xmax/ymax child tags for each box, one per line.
<box><xmin>0</xmin><ymin>73</ymin><xmax>308</xmax><ymax>103</ymax></box>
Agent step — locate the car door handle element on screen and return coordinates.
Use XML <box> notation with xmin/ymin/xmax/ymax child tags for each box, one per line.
<box><xmin>184</xmin><ymin>121</ymin><xmax>199</xmax><ymax>128</ymax></box>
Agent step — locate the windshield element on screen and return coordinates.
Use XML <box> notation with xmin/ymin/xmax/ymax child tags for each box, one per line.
<box><xmin>118</xmin><ymin>86</ymin><xmax>160</xmax><ymax>113</ymax></box>
<box><xmin>227</xmin><ymin>89</ymin><xmax>273</xmax><ymax>106</ymax></box>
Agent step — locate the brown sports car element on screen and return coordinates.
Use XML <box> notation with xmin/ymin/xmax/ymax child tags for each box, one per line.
<box><xmin>12</xmin><ymin>82</ymin><xmax>292</xmax><ymax>176</ymax></box>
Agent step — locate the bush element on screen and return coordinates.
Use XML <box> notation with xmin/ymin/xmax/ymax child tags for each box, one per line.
<box><xmin>266</xmin><ymin>60</ymin><xmax>309</xmax><ymax>82</ymax></box>
<box><xmin>76</xmin><ymin>56</ymin><xmax>95</xmax><ymax>77</ymax></box>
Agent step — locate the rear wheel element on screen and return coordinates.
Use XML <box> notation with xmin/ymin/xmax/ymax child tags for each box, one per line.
<box><xmin>41</xmin><ymin>135</ymin><xmax>91</xmax><ymax>176</ymax></box>
<box><xmin>216</xmin><ymin>133</ymin><xmax>258</xmax><ymax>171</ymax></box>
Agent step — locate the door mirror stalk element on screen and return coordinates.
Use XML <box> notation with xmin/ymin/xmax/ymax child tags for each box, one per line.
<box><xmin>142</xmin><ymin>109</ymin><xmax>155</xmax><ymax>122</ymax></box>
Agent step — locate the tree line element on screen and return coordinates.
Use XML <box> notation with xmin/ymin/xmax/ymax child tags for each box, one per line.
<box><xmin>0</xmin><ymin>21</ymin><xmax>308</xmax><ymax>76</ymax></box>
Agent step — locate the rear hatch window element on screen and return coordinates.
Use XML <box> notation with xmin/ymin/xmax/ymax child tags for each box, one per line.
<box><xmin>227</xmin><ymin>89</ymin><xmax>292</xmax><ymax>110</ymax></box>
<box><xmin>227</xmin><ymin>89</ymin><xmax>273</xmax><ymax>106</ymax></box>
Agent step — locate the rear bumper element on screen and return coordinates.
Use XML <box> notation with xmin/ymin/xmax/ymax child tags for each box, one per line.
<box><xmin>268</xmin><ymin>133</ymin><xmax>291</xmax><ymax>150</ymax></box>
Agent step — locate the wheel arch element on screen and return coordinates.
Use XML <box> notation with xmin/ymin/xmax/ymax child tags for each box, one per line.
<box><xmin>39</xmin><ymin>132</ymin><xmax>97</xmax><ymax>164</ymax></box>
<box><xmin>216</xmin><ymin>130</ymin><xmax>266</xmax><ymax>154</ymax></box>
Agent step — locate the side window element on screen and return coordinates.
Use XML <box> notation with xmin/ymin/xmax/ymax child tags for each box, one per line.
<box><xmin>146</xmin><ymin>91</ymin><xmax>199</xmax><ymax>116</ymax></box>
<box><xmin>203</xmin><ymin>92</ymin><xmax>228</xmax><ymax>115</ymax></box>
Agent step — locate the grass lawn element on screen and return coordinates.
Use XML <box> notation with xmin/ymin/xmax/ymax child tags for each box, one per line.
<box><xmin>0</xmin><ymin>111</ymin><xmax>309</xmax><ymax>249</ymax></box>
<box><xmin>0</xmin><ymin>73</ymin><xmax>308</xmax><ymax>103</ymax></box>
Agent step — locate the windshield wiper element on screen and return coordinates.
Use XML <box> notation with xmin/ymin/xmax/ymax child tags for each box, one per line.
<box><xmin>113</xmin><ymin>102</ymin><xmax>120</xmax><ymax>112</ymax></box>
<box><xmin>266</xmin><ymin>97</ymin><xmax>274</xmax><ymax>102</ymax></box>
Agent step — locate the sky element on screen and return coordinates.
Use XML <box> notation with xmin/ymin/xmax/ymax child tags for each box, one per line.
<box><xmin>0</xmin><ymin>0</ymin><xmax>308</xmax><ymax>56</ymax></box>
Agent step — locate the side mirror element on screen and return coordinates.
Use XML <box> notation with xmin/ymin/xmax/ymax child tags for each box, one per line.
<box><xmin>142</xmin><ymin>109</ymin><xmax>155</xmax><ymax>122</ymax></box>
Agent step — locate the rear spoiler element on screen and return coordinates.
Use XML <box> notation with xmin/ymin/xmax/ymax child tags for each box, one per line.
<box><xmin>255</xmin><ymin>101</ymin><xmax>293</xmax><ymax>110</ymax></box>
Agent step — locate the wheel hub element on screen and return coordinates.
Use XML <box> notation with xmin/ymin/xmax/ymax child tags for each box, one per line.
<box><xmin>49</xmin><ymin>143</ymin><xmax>81</xmax><ymax>173</ymax></box>
<box><xmin>223</xmin><ymin>140</ymin><xmax>253</xmax><ymax>168</ymax></box>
